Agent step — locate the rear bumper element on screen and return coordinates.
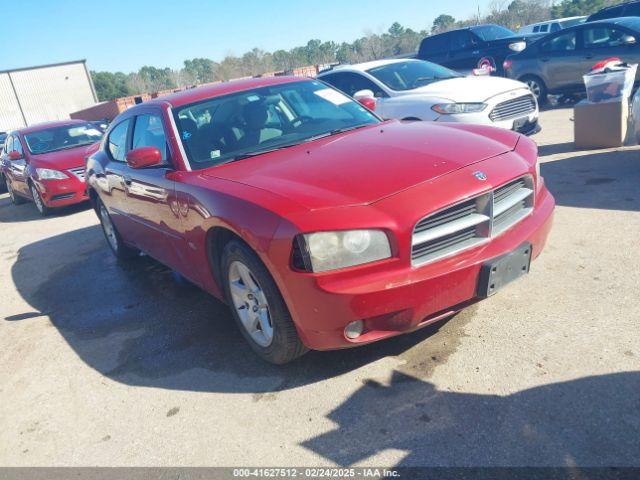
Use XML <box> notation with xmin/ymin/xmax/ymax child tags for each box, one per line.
<box><xmin>283</xmin><ymin>186</ymin><xmax>555</xmax><ymax>351</ymax></box>
<box><xmin>34</xmin><ymin>177</ymin><xmax>88</xmax><ymax>208</ymax></box>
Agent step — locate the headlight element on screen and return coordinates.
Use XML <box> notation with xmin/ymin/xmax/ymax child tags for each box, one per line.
<box><xmin>295</xmin><ymin>230</ymin><xmax>391</xmax><ymax>272</ymax></box>
<box><xmin>432</xmin><ymin>103</ymin><xmax>487</xmax><ymax>114</ymax></box>
<box><xmin>508</xmin><ymin>41</ymin><xmax>526</xmax><ymax>52</ymax></box>
<box><xmin>36</xmin><ymin>168</ymin><xmax>68</xmax><ymax>180</ymax></box>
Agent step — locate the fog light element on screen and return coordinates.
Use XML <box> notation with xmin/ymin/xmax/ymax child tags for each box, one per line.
<box><xmin>344</xmin><ymin>320</ymin><xmax>364</xmax><ymax>339</ymax></box>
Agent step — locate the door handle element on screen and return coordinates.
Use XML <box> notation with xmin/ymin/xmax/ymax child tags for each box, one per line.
<box><xmin>585</xmin><ymin>53</ymin><xmax>594</xmax><ymax>59</ymax></box>
<box><xmin>541</xmin><ymin>57</ymin><xmax>550</xmax><ymax>62</ymax></box>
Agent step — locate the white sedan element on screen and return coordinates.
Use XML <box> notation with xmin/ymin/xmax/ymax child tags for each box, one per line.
<box><xmin>318</xmin><ymin>59</ymin><xmax>540</xmax><ymax>135</ymax></box>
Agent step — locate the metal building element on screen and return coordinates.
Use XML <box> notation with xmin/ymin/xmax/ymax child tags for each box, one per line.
<box><xmin>0</xmin><ymin>59</ymin><xmax>98</xmax><ymax>131</ymax></box>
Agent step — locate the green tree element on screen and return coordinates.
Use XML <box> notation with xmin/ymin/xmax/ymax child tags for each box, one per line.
<box><xmin>91</xmin><ymin>71</ymin><xmax>131</xmax><ymax>101</ymax></box>
<box><xmin>183</xmin><ymin>58</ymin><xmax>216</xmax><ymax>84</ymax></box>
<box><xmin>551</xmin><ymin>0</ymin><xmax>614</xmax><ymax>18</ymax></box>
<box><xmin>431</xmin><ymin>14</ymin><xmax>456</xmax><ymax>34</ymax></box>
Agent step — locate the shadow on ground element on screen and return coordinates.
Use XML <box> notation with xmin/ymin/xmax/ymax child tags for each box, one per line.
<box><xmin>9</xmin><ymin>225</ymin><xmax>473</xmax><ymax>394</ymax></box>
<box><xmin>302</xmin><ymin>370</ymin><xmax>640</xmax><ymax>467</ymax></box>
<box><xmin>541</xmin><ymin>148</ymin><xmax>640</xmax><ymax>212</ymax></box>
<box><xmin>0</xmin><ymin>193</ymin><xmax>91</xmax><ymax>223</ymax></box>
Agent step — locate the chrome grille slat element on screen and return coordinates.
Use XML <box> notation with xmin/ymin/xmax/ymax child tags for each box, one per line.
<box><xmin>489</xmin><ymin>95</ymin><xmax>536</xmax><ymax>122</ymax></box>
<box><xmin>68</xmin><ymin>166</ymin><xmax>85</xmax><ymax>181</ymax></box>
<box><xmin>411</xmin><ymin>176</ymin><xmax>534</xmax><ymax>266</ymax></box>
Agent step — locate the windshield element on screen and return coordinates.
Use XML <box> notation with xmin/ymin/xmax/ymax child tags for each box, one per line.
<box><xmin>24</xmin><ymin>124</ymin><xmax>103</xmax><ymax>155</ymax></box>
<box><xmin>173</xmin><ymin>80</ymin><xmax>380</xmax><ymax>170</ymax></box>
<box><xmin>471</xmin><ymin>25</ymin><xmax>516</xmax><ymax>41</ymax></box>
<box><xmin>367</xmin><ymin>61</ymin><xmax>462</xmax><ymax>91</ymax></box>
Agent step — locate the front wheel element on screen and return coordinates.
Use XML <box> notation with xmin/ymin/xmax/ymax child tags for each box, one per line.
<box><xmin>221</xmin><ymin>240</ymin><xmax>307</xmax><ymax>364</ymax></box>
<box><xmin>97</xmin><ymin>199</ymin><xmax>139</xmax><ymax>261</ymax></box>
<box><xmin>30</xmin><ymin>182</ymin><xmax>50</xmax><ymax>217</ymax></box>
<box><xmin>521</xmin><ymin>75</ymin><xmax>548</xmax><ymax>105</ymax></box>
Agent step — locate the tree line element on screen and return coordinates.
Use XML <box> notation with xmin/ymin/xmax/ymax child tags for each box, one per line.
<box><xmin>91</xmin><ymin>0</ymin><xmax>620</xmax><ymax>101</ymax></box>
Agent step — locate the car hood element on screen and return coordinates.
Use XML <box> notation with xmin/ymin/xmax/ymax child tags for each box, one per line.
<box><xmin>399</xmin><ymin>76</ymin><xmax>529</xmax><ymax>102</ymax></box>
<box><xmin>202</xmin><ymin>121</ymin><xmax>519</xmax><ymax>210</ymax></box>
<box><xmin>30</xmin><ymin>143</ymin><xmax>98</xmax><ymax>170</ymax></box>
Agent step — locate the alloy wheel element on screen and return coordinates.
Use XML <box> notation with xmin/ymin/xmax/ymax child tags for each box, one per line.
<box><xmin>99</xmin><ymin>203</ymin><xmax>119</xmax><ymax>252</ymax></box>
<box><xmin>526</xmin><ymin>79</ymin><xmax>542</xmax><ymax>100</ymax></box>
<box><xmin>30</xmin><ymin>184</ymin><xmax>44</xmax><ymax>213</ymax></box>
<box><xmin>228</xmin><ymin>260</ymin><xmax>274</xmax><ymax>347</ymax></box>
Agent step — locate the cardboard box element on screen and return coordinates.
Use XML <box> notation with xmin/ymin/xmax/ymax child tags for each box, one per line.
<box><xmin>574</xmin><ymin>99</ymin><xmax>628</xmax><ymax>149</ymax></box>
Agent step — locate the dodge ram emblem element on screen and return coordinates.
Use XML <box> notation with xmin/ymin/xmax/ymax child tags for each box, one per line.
<box><xmin>473</xmin><ymin>171</ymin><xmax>487</xmax><ymax>181</ymax></box>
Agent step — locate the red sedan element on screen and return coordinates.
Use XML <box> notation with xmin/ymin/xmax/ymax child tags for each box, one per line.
<box><xmin>86</xmin><ymin>76</ymin><xmax>555</xmax><ymax>364</ymax></box>
<box><xmin>1</xmin><ymin>120</ymin><xmax>102</xmax><ymax>216</ymax></box>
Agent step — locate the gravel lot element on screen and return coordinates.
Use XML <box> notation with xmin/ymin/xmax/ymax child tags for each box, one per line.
<box><xmin>0</xmin><ymin>106</ymin><xmax>638</xmax><ymax>467</ymax></box>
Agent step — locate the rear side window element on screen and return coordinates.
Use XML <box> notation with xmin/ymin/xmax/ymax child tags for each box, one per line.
<box><xmin>132</xmin><ymin>114</ymin><xmax>168</xmax><ymax>162</ymax></box>
<box><xmin>419</xmin><ymin>34</ymin><xmax>449</xmax><ymax>56</ymax></box>
<box><xmin>540</xmin><ymin>30</ymin><xmax>577</xmax><ymax>52</ymax></box>
<box><xmin>107</xmin><ymin>120</ymin><xmax>130</xmax><ymax>162</ymax></box>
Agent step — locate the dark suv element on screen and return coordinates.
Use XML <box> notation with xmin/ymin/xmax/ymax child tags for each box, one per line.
<box><xmin>587</xmin><ymin>1</ymin><xmax>640</xmax><ymax>22</ymax></box>
<box><xmin>417</xmin><ymin>24</ymin><xmax>543</xmax><ymax>75</ymax></box>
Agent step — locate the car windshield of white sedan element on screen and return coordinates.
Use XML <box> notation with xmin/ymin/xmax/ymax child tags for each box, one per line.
<box><xmin>173</xmin><ymin>80</ymin><xmax>380</xmax><ymax>169</ymax></box>
<box><xmin>472</xmin><ymin>25</ymin><xmax>516</xmax><ymax>41</ymax></box>
<box><xmin>24</xmin><ymin>124</ymin><xmax>103</xmax><ymax>155</ymax></box>
<box><xmin>367</xmin><ymin>61</ymin><xmax>463</xmax><ymax>91</ymax></box>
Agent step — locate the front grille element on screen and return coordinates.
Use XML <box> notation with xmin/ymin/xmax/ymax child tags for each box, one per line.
<box><xmin>489</xmin><ymin>94</ymin><xmax>536</xmax><ymax>122</ymax></box>
<box><xmin>411</xmin><ymin>176</ymin><xmax>534</xmax><ymax>266</ymax></box>
<box><xmin>68</xmin><ymin>166</ymin><xmax>85</xmax><ymax>182</ymax></box>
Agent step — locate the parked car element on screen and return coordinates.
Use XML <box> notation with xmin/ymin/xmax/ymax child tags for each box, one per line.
<box><xmin>86</xmin><ymin>76</ymin><xmax>555</xmax><ymax>364</ymax></box>
<box><xmin>518</xmin><ymin>16</ymin><xmax>586</xmax><ymax>35</ymax></box>
<box><xmin>0</xmin><ymin>132</ymin><xmax>7</xmax><ymax>193</ymax></box>
<box><xmin>318</xmin><ymin>59</ymin><xmax>540</xmax><ymax>135</ymax></box>
<box><xmin>1</xmin><ymin>120</ymin><xmax>103</xmax><ymax>215</ymax></box>
<box><xmin>587</xmin><ymin>1</ymin><xmax>640</xmax><ymax>22</ymax></box>
<box><xmin>417</xmin><ymin>24</ymin><xmax>543</xmax><ymax>75</ymax></box>
<box><xmin>504</xmin><ymin>17</ymin><xmax>640</xmax><ymax>103</ymax></box>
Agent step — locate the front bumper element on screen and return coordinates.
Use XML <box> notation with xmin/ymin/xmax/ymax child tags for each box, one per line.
<box><xmin>274</xmin><ymin>182</ymin><xmax>554</xmax><ymax>351</ymax></box>
<box><xmin>34</xmin><ymin>176</ymin><xmax>88</xmax><ymax>208</ymax></box>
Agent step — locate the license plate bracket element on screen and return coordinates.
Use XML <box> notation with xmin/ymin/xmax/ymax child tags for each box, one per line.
<box><xmin>477</xmin><ymin>242</ymin><xmax>532</xmax><ymax>298</ymax></box>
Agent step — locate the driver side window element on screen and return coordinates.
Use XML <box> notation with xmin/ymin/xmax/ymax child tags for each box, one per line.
<box><xmin>540</xmin><ymin>30</ymin><xmax>577</xmax><ymax>53</ymax></box>
<box><xmin>323</xmin><ymin>73</ymin><xmax>385</xmax><ymax>98</ymax></box>
<box><xmin>12</xmin><ymin>136</ymin><xmax>24</xmax><ymax>156</ymax></box>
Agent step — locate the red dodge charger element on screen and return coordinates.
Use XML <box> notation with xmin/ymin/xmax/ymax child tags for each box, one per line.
<box><xmin>86</xmin><ymin>76</ymin><xmax>555</xmax><ymax>364</ymax></box>
<box><xmin>2</xmin><ymin>120</ymin><xmax>102</xmax><ymax>215</ymax></box>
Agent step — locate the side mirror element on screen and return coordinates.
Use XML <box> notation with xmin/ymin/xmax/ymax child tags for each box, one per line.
<box><xmin>126</xmin><ymin>147</ymin><xmax>162</xmax><ymax>169</ymax></box>
<box><xmin>353</xmin><ymin>89</ymin><xmax>376</xmax><ymax>111</ymax></box>
<box><xmin>8</xmin><ymin>150</ymin><xmax>23</xmax><ymax>161</ymax></box>
<box><xmin>622</xmin><ymin>35</ymin><xmax>636</xmax><ymax>45</ymax></box>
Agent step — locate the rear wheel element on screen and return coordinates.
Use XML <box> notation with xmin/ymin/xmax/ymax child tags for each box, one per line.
<box><xmin>6</xmin><ymin>178</ymin><xmax>25</xmax><ymax>205</ymax></box>
<box><xmin>30</xmin><ymin>182</ymin><xmax>50</xmax><ymax>217</ymax></box>
<box><xmin>0</xmin><ymin>174</ymin><xmax>6</xmax><ymax>194</ymax></box>
<box><xmin>521</xmin><ymin>75</ymin><xmax>548</xmax><ymax>105</ymax></box>
<box><xmin>97</xmin><ymin>199</ymin><xmax>139</xmax><ymax>261</ymax></box>
<box><xmin>221</xmin><ymin>240</ymin><xmax>307</xmax><ymax>364</ymax></box>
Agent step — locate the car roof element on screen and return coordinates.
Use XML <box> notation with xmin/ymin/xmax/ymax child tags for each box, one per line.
<box><xmin>587</xmin><ymin>16</ymin><xmax>640</xmax><ymax>28</ymax></box>
<box><xmin>17</xmin><ymin>119</ymin><xmax>89</xmax><ymax>135</ymax></box>
<box><xmin>318</xmin><ymin>58</ymin><xmax>417</xmax><ymax>74</ymax></box>
<box><xmin>146</xmin><ymin>76</ymin><xmax>307</xmax><ymax>109</ymax></box>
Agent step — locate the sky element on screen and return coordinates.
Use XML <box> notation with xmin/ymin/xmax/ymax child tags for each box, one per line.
<box><xmin>1</xmin><ymin>0</ymin><xmax>494</xmax><ymax>73</ymax></box>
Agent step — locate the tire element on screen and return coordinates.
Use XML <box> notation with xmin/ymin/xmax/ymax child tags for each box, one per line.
<box><xmin>0</xmin><ymin>174</ymin><xmax>6</xmax><ymax>194</ymax></box>
<box><xmin>6</xmin><ymin>178</ymin><xmax>26</xmax><ymax>205</ymax></box>
<box><xmin>521</xmin><ymin>75</ymin><xmax>548</xmax><ymax>105</ymax></box>
<box><xmin>221</xmin><ymin>240</ymin><xmax>307</xmax><ymax>364</ymax></box>
<box><xmin>29</xmin><ymin>182</ymin><xmax>51</xmax><ymax>217</ymax></box>
<box><xmin>97</xmin><ymin>198</ymin><xmax>139</xmax><ymax>261</ymax></box>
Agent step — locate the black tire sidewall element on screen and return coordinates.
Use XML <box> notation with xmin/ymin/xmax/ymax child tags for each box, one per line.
<box><xmin>221</xmin><ymin>240</ymin><xmax>305</xmax><ymax>364</ymax></box>
<box><xmin>97</xmin><ymin>198</ymin><xmax>138</xmax><ymax>261</ymax></box>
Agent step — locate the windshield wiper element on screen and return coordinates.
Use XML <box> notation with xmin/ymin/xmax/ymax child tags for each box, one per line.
<box><xmin>304</xmin><ymin>124</ymin><xmax>371</xmax><ymax>143</ymax></box>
